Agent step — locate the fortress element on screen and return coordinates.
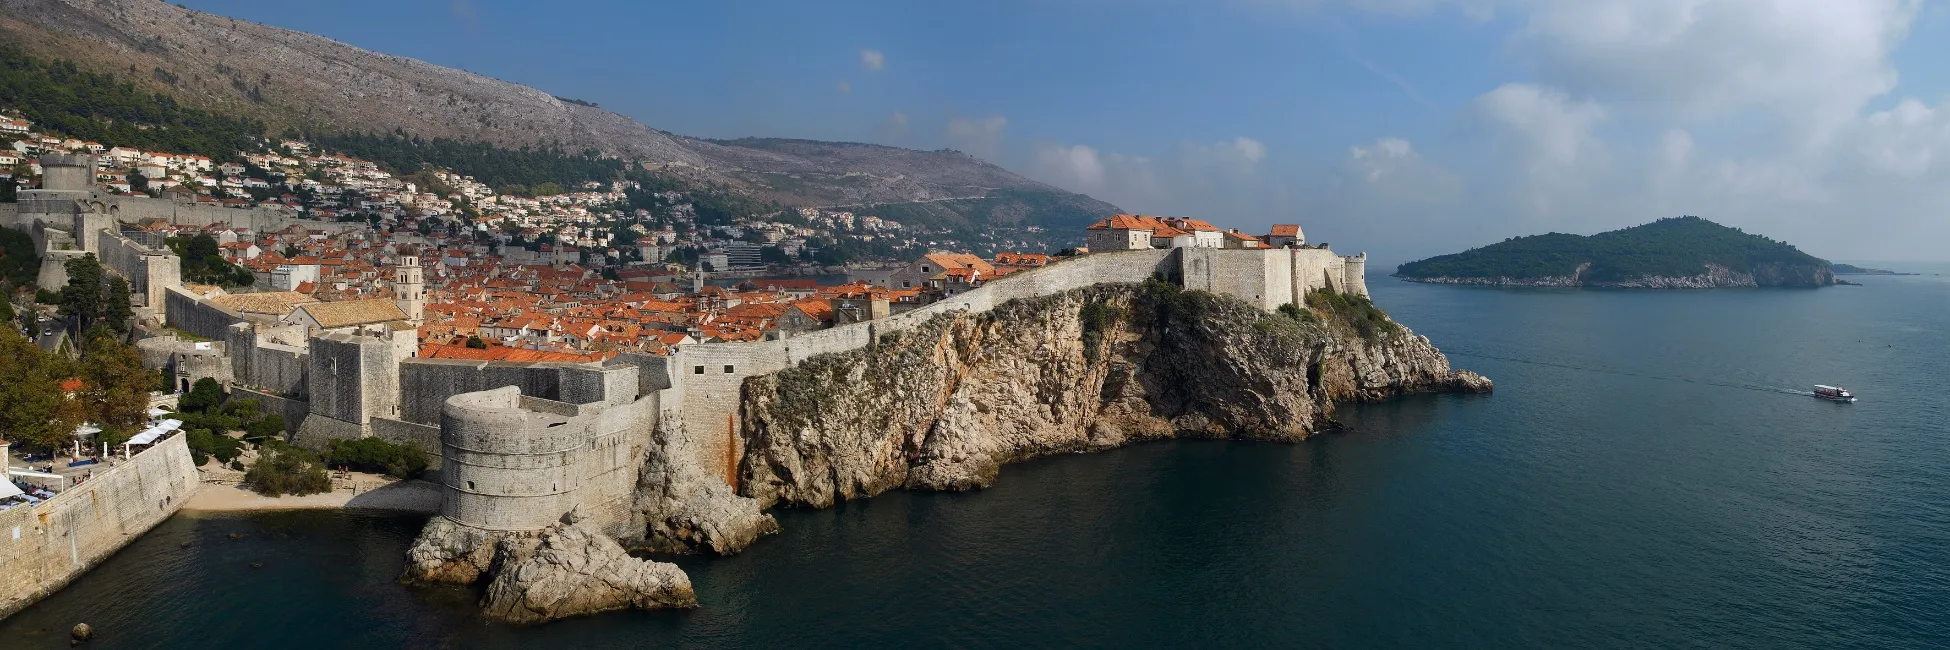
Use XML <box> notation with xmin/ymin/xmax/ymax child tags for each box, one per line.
<box><xmin>7</xmin><ymin>154</ymin><xmax>1374</xmax><ymax>545</ymax></box>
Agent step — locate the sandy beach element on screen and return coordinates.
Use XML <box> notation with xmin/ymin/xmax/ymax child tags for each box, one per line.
<box><xmin>183</xmin><ymin>471</ymin><xmax>442</xmax><ymax>514</ymax></box>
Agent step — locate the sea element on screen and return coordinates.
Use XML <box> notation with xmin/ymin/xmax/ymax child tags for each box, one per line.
<box><xmin>4</xmin><ymin>263</ymin><xmax>1946</xmax><ymax>649</ymax></box>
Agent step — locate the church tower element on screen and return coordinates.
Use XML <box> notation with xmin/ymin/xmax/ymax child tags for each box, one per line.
<box><xmin>393</xmin><ymin>245</ymin><xmax>426</xmax><ymax>324</ymax></box>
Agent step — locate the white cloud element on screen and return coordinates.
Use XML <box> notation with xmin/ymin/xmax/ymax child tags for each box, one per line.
<box><xmin>835</xmin><ymin>80</ymin><xmax>851</xmax><ymax>94</ymax></box>
<box><xmin>1347</xmin><ymin>137</ymin><xmax>1418</xmax><ymax>183</ymax></box>
<box><xmin>945</xmin><ymin>115</ymin><xmax>1009</xmax><ymax>160</ymax></box>
<box><xmin>1474</xmin><ymin>83</ymin><xmax>1606</xmax><ymax>168</ymax></box>
<box><xmin>1032</xmin><ymin>144</ymin><xmax>1108</xmax><ymax>191</ymax></box>
<box><xmin>1855</xmin><ymin>98</ymin><xmax>1950</xmax><ymax>177</ymax></box>
<box><xmin>885</xmin><ymin>111</ymin><xmax>910</xmax><ymax>133</ymax></box>
<box><xmin>860</xmin><ymin>49</ymin><xmax>886</xmax><ymax>71</ymax></box>
<box><xmin>1514</xmin><ymin>0</ymin><xmax>1916</xmax><ymax>143</ymax></box>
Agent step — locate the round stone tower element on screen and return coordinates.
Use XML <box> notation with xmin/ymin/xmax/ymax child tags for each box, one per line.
<box><xmin>1341</xmin><ymin>252</ymin><xmax>1369</xmax><ymax>298</ymax></box>
<box><xmin>440</xmin><ymin>387</ymin><xmax>586</xmax><ymax>531</ymax></box>
<box><xmin>392</xmin><ymin>245</ymin><xmax>426</xmax><ymax>324</ymax></box>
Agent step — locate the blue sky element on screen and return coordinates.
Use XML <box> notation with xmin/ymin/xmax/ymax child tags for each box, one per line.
<box><xmin>186</xmin><ymin>0</ymin><xmax>1950</xmax><ymax>261</ymax></box>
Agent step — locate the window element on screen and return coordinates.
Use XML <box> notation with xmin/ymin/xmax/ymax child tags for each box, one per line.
<box><xmin>467</xmin><ymin>481</ymin><xmax>475</xmax><ymax>490</ymax></box>
<box><xmin>922</xmin><ymin>266</ymin><xmax>931</xmax><ymax>272</ymax></box>
<box><xmin>724</xmin><ymin>365</ymin><xmax>735</xmax><ymax>374</ymax></box>
<box><xmin>901</xmin><ymin>281</ymin><xmax>911</xmax><ymax>288</ymax></box>
<box><xmin>693</xmin><ymin>365</ymin><xmax>705</xmax><ymax>374</ymax></box>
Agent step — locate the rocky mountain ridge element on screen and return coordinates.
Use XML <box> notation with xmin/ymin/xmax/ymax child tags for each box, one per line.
<box><xmin>0</xmin><ymin>0</ymin><xmax>1119</xmax><ymax>212</ymax></box>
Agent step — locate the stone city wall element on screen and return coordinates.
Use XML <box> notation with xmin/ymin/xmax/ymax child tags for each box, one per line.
<box><xmin>438</xmin><ymin>387</ymin><xmax>655</xmax><ymax>537</ymax></box>
<box><xmin>165</xmin><ymin>288</ymin><xmax>246</xmax><ymax>341</ymax></box>
<box><xmin>229</xmin><ymin>386</ymin><xmax>311</xmax><ymax>434</ymax></box>
<box><xmin>225</xmin><ymin>325</ymin><xmax>308</xmax><ymax>398</ymax></box>
<box><xmin>0</xmin><ymin>434</ymin><xmax>200</xmax><ymax>619</ymax></box>
<box><xmin>306</xmin><ymin>332</ymin><xmax>400</xmax><ymax>426</ymax></box>
<box><xmin>396</xmin><ymin>359</ymin><xmax>628</xmax><ymax>425</ymax></box>
<box><xmin>673</xmin><ymin>248</ymin><xmax>1179</xmax><ymax>484</ymax></box>
<box><xmin>372</xmin><ymin>417</ymin><xmax>443</xmax><ymax>469</ymax></box>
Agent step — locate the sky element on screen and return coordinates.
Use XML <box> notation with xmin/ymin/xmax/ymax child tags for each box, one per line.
<box><xmin>183</xmin><ymin>0</ymin><xmax>1950</xmax><ymax>262</ymax></box>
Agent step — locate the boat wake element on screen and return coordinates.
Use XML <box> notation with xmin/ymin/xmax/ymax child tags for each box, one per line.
<box><xmin>1443</xmin><ymin>349</ymin><xmax>1812</xmax><ymax>398</ymax></box>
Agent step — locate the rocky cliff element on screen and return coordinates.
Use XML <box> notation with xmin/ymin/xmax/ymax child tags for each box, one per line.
<box><xmin>733</xmin><ymin>282</ymin><xmax>1488</xmax><ymax>512</ymax></box>
<box><xmin>409</xmin><ymin>282</ymin><xmax>1487</xmax><ymax>624</ymax></box>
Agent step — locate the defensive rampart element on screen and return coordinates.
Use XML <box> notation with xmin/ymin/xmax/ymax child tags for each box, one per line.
<box><xmin>438</xmin><ymin>387</ymin><xmax>655</xmax><ymax>537</ymax></box>
<box><xmin>397</xmin><ymin>359</ymin><xmax>636</xmax><ymax>426</ymax></box>
<box><xmin>671</xmin><ymin>246</ymin><xmax>1370</xmax><ymax>485</ymax></box>
<box><xmin>0</xmin><ymin>434</ymin><xmax>200</xmax><ymax>619</ymax></box>
<box><xmin>165</xmin><ymin>288</ymin><xmax>247</xmax><ymax>341</ymax></box>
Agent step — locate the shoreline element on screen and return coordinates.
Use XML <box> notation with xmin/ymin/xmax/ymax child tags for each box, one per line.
<box><xmin>182</xmin><ymin>475</ymin><xmax>442</xmax><ymax>514</ymax></box>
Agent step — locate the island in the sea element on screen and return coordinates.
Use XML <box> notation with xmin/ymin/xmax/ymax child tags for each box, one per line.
<box><xmin>1832</xmin><ymin>263</ymin><xmax>1916</xmax><ymax>276</ymax></box>
<box><xmin>1394</xmin><ymin>216</ymin><xmax>1836</xmax><ymax>288</ymax></box>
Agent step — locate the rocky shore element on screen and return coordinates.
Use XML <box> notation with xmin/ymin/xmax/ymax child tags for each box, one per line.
<box><xmin>406</xmin><ymin>282</ymin><xmax>1488</xmax><ymax>623</ymax></box>
<box><xmin>734</xmin><ymin>283</ymin><xmax>1488</xmax><ymax>511</ymax></box>
<box><xmin>1399</xmin><ymin>262</ymin><xmax>1836</xmax><ymax>289</ymax></box>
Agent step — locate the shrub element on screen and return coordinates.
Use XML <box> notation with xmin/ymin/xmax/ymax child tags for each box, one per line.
<box><xmin>1078</xmin><ymin>301</ymin><xmax>1119</xmax><ymax>362</ymax></box>
<box><xmin>242</xmin><ymin>415</ymin><xmax>285</xmax><ymax>442</ymax></box>
<box><xmin>185</xmin><ymin>427</ymin><xmax>243</xmax><ymax>463</ymax></box>
<box><xmin>1305</xmin><ymin>290</ymin><xmax>1398</xmax><ymax>342</ymax></box>
<box><xmin>324</xmin><ymin>437</ymin><xmax>429</xmax><ymax>479</ymax></box>
<box><xmin>244</xmin><ymin>446</ymin><xmax>331</xmax><ymax>497</ymax></box>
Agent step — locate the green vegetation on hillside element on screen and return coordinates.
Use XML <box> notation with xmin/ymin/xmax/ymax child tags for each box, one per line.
<box><xmin>860</xmin><ymin>189</ymin><xmax>1117</xmax><ymax>236</ymax></box>
<box><xmin>1395</xmin><ymin>217</ymin><xmax>1829</xmax><ymax>282</ymax></box>
<box><xmin>303</xmin><ymin>130</ymin><xmax>626</xmax><ymax>191</ymax></box>
<box><xmin>0</xmin><ymin>45</ymin><xmax>266</xmax><ymax>161</ymax></box>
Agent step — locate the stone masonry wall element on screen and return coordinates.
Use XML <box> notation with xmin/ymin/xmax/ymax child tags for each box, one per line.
<box><xmin>0</xmin><ymin>434</ymin><xmax>200</xmax><ymax>619</ymax></box>
<box><xmin>165</xmin><ymin>288</ymin><xmax>246</xmax><ymax>341</ymax></box>
<box><xmin>229</xmin><ymin>386</ymin><xmax>311</xmax><ymax>434</ymax></box>
<box><xmin>673</xmin><ymin>248</ymin><xmax>1179</xmax><ymax>486</ymax></box>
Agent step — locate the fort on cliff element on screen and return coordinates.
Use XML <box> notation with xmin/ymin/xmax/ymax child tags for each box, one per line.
<box><xmin>5</xmin><ymin>153</ymin><xmax>1383</xmax><ymax>565</ymax></box>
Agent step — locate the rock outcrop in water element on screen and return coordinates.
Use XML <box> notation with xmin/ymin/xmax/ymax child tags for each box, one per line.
<box><xmin>403</xmin><ymin>507</ymin><xmax>695</xmax><ymax>624</ymax></box>
<box><xmin>735</xmin><ymin>282</ymin><xmax>1488</xmax><ymax>511</ymax></box>
<box><xmin>406</xmin><ymin>281</ymin><xmax>1485</xmax><ymax>623</ymax></box>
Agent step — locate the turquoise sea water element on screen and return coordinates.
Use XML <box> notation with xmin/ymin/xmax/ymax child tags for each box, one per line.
<box><xmin>4</xmin><ymin>267</ymin><xmax>1946</xmax><ymax>649</ymax></box>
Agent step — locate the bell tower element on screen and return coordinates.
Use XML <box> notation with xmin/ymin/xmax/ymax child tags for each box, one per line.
<box><xmin>393</xmin><ymin>245</ymin><xmax>426</xmax><ymax>324</ymax></box>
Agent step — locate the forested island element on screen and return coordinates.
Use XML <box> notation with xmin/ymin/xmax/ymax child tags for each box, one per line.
<box><xmin>1394</xmin><ymin>217</ymin><xmax>1836</xmax><ymax>288</ymax></box>
<box><xmin>1832</xmin><ymin>264</ymin><xmax>1914</xmax><ymax>276</ymax></box>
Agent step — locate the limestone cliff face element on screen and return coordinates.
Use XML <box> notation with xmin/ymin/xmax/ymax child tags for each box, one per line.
<box><xmin>737</xmin><ymin>284</ymin><xmax>1489</xmax><ymax>511</ymax></box>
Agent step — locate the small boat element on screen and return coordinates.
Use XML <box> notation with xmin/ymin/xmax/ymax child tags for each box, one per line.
<box><xmin>1813</xmin><ymin>385</ymin><xmax>1856</xmax><ymax>403</ymax></box>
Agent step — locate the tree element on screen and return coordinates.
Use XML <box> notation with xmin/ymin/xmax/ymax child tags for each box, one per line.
<box><xmin>465</xmin><ymin>335</ymin><xmax>487</xmax><ymax>349</ymax></box>
<box><xmin>243</xmin><ymin>415</ymin><xmax>285</xmax><ymax>442</ymax></box>
<box><xmin>244</xmin><ymin>445</ymin><xmax>331</xmax><ymax>496</ymax></box>
<box><xmin>0</xmin><ymin>330</ymin><xmax>76</xmax><ymax>452</ymax></box>
<box><xmin>77</xmin><ymin>330</ymin><xmax>150</xmax><ymax>430</ymax></box>
<box><xmin>58</xmin><ymin>254</ymin><xmax>104</xmax><ymax>333</ymax></box>
<box><xmin>103</xmin><ymin>276</ymin><xmax>132</xmax><ymax>335</ymax></box>
<box><xmin>180</xmin><ymin>377</ymin><xmax>224</xmax><ymax>413</ymax></box>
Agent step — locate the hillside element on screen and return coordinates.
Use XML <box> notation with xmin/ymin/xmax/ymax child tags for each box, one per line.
<box><xmin>1395</xmin><ymin>217</ymin><xmax>1836</xmax><ymax>288</ymax></box>
<box><xmin>0</xmin><ymin>0</ymin><xmax>1116</xmax><ymax>231</ymax></box>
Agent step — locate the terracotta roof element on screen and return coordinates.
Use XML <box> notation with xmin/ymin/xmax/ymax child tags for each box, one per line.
<box><xmin>1087</xmin><ymin>214</ymin><xmax>1166</xmax><ymax>231</ymax></box>
<box><xmin>922</xmin><ymin>252</ymin><xmax>995</xmax><ymax>275</ymax></box>
<box><xmin>1269</xmin><ymin>224</ymin><xmax>1302</xmax><ymax>237</ymax></box>
<box><xmin>209</xmin><ymin>291</ymin><xmax>318</xmax><ymax>316</ymax></box>
<box><xmin>291</xmin><ymin>299</ymin><xmax>408</xmax><ymax>329</ymax></box>
<box><xmin>418</xmin><ymin>344</ymin><xmax>603</xmax><ymax>363</ymax></box>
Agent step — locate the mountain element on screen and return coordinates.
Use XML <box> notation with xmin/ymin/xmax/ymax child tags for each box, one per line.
<box><xmin>1394</xmin><ymin>217</ymin><xmax>1836</xmax><ymax>288</ymax></box>
<box><xmin>0</xmin><ymin>0</ymin><xmax>1117</xmax><ymax>226</ymax></box>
